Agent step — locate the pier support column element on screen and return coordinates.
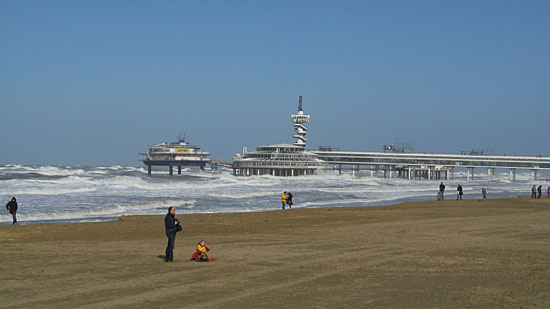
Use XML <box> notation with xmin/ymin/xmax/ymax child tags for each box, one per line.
<box><xmin>178</xmin><ymin>166</ymin><xmax>181</xmax><ymax>175</ymax></box>
<box><xmin>509</xmin><ymin>169</ymin><xmax>516</xmax><ymax>182</ymax></box>
<box><xmin>169</xmin><ymin>166</ymin><xmax>173</xmax><ymax>176</ymax></box>
<box><xmin>148</xmin><ymin>165</ymin><xmax>151</xmax><ymax>176</ymax></box>
<box><xmin>408</xmin><ymin>167</ymin><xmax>412</xmax><ymax>180</ymax></box>
<box><xmin>467</xmin><ymin>168</ymin><xmax>475</xmax><ymax>181</ymax></box>
<box><xmin>487</xmin><ymin>168</ymin><xmax>495</xmax><ymax>180</ymax></box>
<box><xmin>531</xmin><ymin>169</ymin><xmax>538</xmax><ymax>181</ymax></box>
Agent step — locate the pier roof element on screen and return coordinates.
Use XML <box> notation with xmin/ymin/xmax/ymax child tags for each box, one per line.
<box><xmin>259</xmin><ymin>143</ymin><xmax>303</xmax><ymax>149</ymax></box>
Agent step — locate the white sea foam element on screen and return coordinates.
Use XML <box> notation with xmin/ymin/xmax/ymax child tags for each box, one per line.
<box><xmin>212</xmin><ymin>190</ymin><xmax>281</xmax><ymax>199</ymax></box>
<box><xmin>1</xmin><ymin>164</ymin><xmax>549</xmax><ymax>224</ymax></box>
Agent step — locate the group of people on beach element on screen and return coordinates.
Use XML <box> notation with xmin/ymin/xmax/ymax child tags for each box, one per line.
<box><xmin>281</xmin><ymin>191</ymin><xmax>293</xmax><ymax>209</ymax></box>
<box><xmin>163</xmin><ymin>206</ymin><xmax>216</xmax><ymax>263</ymax></box>
<box><xmin>162</xmin><ymin>191</ymin><xmax>301</xmax><ymax>263</ymax></box>
<box><xmin>438</xmin><ymin>182</ymin><xmax>487</xmax><ymax>200</ymax></box>
<box><xmin>439</xmin><ymin>182</ymin><xmax>550</xmax><ymax>201</ymax></box>
<box><xmin>531</xmin><ymin>185</ymin><xmax>550</xmax><ymax>199</ymax></box>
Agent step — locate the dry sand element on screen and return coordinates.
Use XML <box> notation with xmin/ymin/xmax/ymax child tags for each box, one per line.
<box><xmin>1</xmin><ymin>197</ymin><xmax>549</xmax><ymax>308</ymax></box>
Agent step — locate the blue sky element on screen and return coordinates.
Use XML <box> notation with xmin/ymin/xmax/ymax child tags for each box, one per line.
<box><xmin>1</xmin><ymin>0</ymin><xmax>549</xmax><ymax>165</ymax></box>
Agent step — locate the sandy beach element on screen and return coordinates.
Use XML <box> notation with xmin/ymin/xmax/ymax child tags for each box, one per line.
<box><xmin>1</xmin><ymin>197</ymin><xmax>549</xmax><ymax>308</ymax></box>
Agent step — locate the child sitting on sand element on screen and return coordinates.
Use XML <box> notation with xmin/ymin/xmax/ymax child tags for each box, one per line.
<box><xmin>190</xmin><ymin>240</ymin><xmax>217</xmax><ymax>262</ymax></box>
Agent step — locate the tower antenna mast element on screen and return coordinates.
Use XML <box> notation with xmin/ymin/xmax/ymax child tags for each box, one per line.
<box><xmin>291</xmin><ymin>96</ymin><xmax>310</xmax><ymax>147</ymax></box>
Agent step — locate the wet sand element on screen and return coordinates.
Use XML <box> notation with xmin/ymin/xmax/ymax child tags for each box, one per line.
<box><xmin>1</xmin><ymin>197</ymin><xmax>549</xmax><ymax>308</ymax></box>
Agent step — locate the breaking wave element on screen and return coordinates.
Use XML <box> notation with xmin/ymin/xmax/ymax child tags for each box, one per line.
<box><xmin>0</xmin><ymin>164</ymin><xmax>548</xmax><ymax>224</ymax></box>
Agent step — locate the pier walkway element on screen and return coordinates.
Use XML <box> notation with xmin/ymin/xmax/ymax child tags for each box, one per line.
<box><xmin>313</xmin><ymin>151</ymin><xmax>550</xmax><ymax>181</ymax></box>
<box><xmin>210</xmin><ymin>159</ymin><xmax>233</xmax><ymax>169</ymax></box>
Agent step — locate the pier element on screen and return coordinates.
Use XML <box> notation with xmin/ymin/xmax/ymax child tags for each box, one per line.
<box><xmin>140</xmin><ymin>136</ymin><xmax>212</xmax><ymax>176</ymax></box>
<box><xmin>146</xmin><ymin>98</ymin><xmax>549</xmax><ymax>180</ymax></box>
<box><xmin>313</xmin><ymin>151</ymin><xmax>550</xmax><ymax>181</ymax></box>
<box><xmin>232</xmin><ymin>97</ymin><xmax>550</xmax><ymax>180</ymax></box>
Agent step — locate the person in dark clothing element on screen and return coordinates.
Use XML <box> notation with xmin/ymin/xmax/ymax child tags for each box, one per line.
<box><xmin>456</xmin><ymin>184</ymin><xmax>463</xmax><ymax>200</ymax></box>
<box><xmin>5</xmin><ymin>197</ymin><xmax>18</xmax><ymax>225</ymax></box>
<box><xmin>531</xmin><ymin>185</ymin><xmax>537</xmax><ymax>199</ymax></box>
<box><xmin>537</xmin><ymin>185</ymin><xmax>542</xmax><ymax>199</ymax></box>
<box><xmin>164</xmin><ymin>206</ymin><xmax>181</xmax><ymax>262</ymax></box>
<box><xmin>439</xmin><ymin>182</ymin><xmax>445</xmax><ymax>201</ymax></box>
<box><xmin>482</xmin><ymin>187</ymin><xmax>487</xmax><ymax>199</ymax></box>
<box><xmin>286</xmin><ymin>192</ymin><xmax>293</xmax><ymax>209</ymax></box>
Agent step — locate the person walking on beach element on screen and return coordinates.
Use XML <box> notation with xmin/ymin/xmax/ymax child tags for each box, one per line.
<box><xmin>547</xmin><ymin>186</ymin><xmax>550</xmax><ymax>199</ymax></box>
<box><xmin>456</xmin><ymin>184</ymin><xmax>463</xmax><ymax>200</ymax></box>
<box><xmin>286</xmin><ymin>192</ymin><xmax>293</xmax><ymax>209</ymax></box>
<box><xmin>482</xmin><ymin>187</ymin><xmax>487</xmax><ymax>199</ymax></box>
<box><xmin>531</xmin><ymin>185</ymin><xmax>537</xmax><ymax>199</ymax></box>
<box><xmin>164</xmin><ymin>206</ymin><xmax>181</xmax><ymax>262</ymax></box>
<box><xmin>5</xmin><ymin>197</ymin><xmax>18</xmax><ymax>225</ymax></box>
<box><xmin>281</xmin><ymin>191</ymin><xmax>287</xmax><ymax>210</ymax></box>
<box><xmin>537</xmin><ymin>185</ymin><xmax>542</xmax><ymax>199</ymax></box>
<box><xmin>439</xmin><ymin>182</ymin><xmax>446</xmax><ymax>201</ymax></box>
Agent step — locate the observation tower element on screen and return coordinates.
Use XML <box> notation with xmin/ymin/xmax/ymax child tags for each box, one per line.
<box><xmin>291</xmin><ymin>96</ymin><xmax>310</xmax><ymax>147</ymax></box>
<box><xmin>232</xmin><ymin>96</ymin><xmax>327</xmax><ymax>176</ymax></box>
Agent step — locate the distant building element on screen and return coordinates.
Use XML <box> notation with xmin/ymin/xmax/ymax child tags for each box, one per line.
<box><xmin>233</xmin><ymin>97</ymin><xmax>327</xmax><ymax>176</ymax></box>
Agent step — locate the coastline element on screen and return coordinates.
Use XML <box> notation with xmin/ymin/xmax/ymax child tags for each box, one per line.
<box><xmin>1</xmin><ymin>197</ymin><xmax>549</xmax><ymax>307</ymax></box>
<box><xmin>0</xmin><ymin>191</ymin><xmax>533</xmax><ymax>226</ymax></box>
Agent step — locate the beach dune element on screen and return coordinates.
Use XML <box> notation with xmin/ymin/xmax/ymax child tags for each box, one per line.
<box><xmin>1</xmin><ymin>197</ymin><xmax>549</xmax><ymax>308</ymax></box>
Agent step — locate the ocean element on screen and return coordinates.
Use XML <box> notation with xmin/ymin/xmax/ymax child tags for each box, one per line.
<box><xmin>0</xmin><ymin>164</ymin><xmax>548</xmax><ymax>225</ymax></box>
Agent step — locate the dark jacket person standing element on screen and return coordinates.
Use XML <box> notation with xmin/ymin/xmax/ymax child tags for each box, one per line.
<box><xmin>6</xmin><ymin>197</ymin><xmax>18</xmax><ymax>225</ymax></box>
<box><xmin>439</xmin><ymin>182</ymin><xmax>446</xmax><ymax>201</ymax></box>
<box><xmin>164</xmin><ymin>206</ymin><xmax>181</xmax><ymax>262</ymax></box>
<box><xmin>456</xmin><ymin>184</ymin><xmax>463</xmax><ymax>200</ymax></box>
